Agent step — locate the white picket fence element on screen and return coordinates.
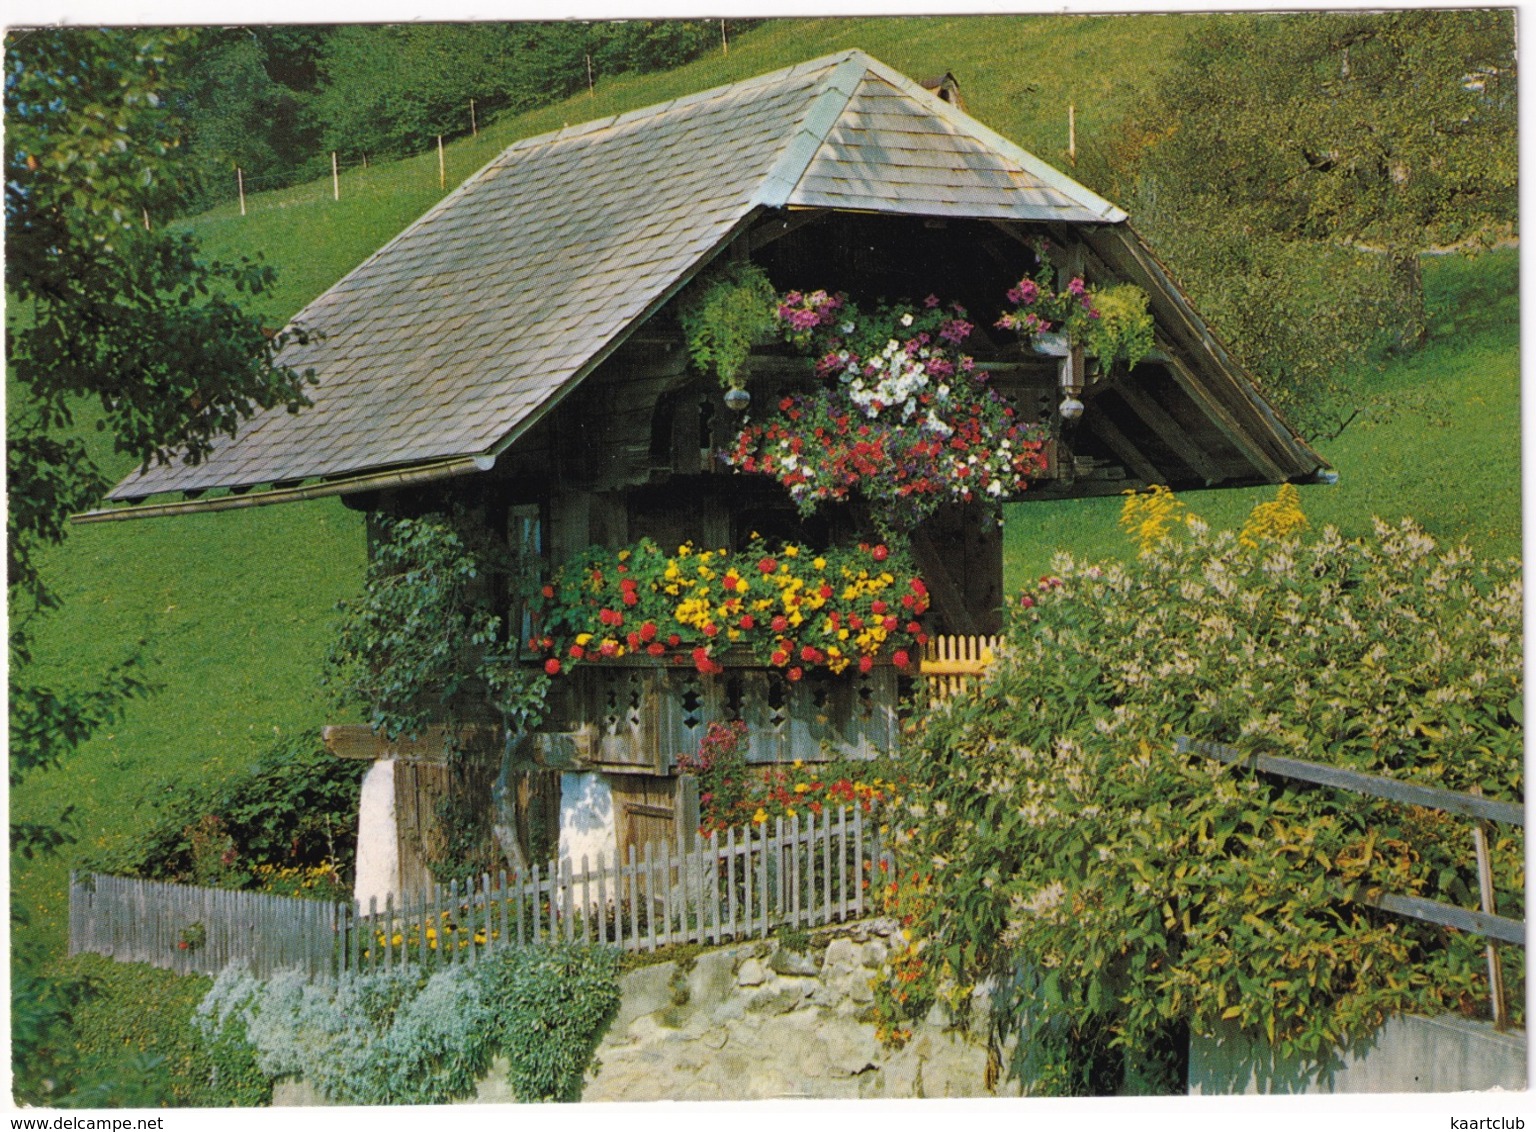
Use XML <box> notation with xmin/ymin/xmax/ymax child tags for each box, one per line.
<box><xmin>69</xmin><ymin>804</ymin><xmax>887</xmax><ymax>980</ymax></box>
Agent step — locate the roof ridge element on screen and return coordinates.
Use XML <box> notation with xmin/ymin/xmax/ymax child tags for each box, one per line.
<box><xmin>854</xmin><ymin>52</ymin><xmax>1127</xmax><ymax>223</ymax></box>
<box><xmin>752</xmin><ymin>52</ymin><xmax>870</xmax><ymax>207</ymax></box>
<box><xmin>492</xmin><ymin>49</ymin><xmax>865</xmax><ymax>164</ymax></box>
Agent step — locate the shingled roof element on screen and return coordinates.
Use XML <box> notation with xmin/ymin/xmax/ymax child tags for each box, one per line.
<box><xmin>96</xmin><ymin>49</ymin><xmax>1317</xmax><ymax>516</ymax></box>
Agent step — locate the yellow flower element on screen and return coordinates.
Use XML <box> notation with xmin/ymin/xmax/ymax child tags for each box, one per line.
<box><xmin>575</xmin><ymin>632</ymin><xmax>593</xmax><ymax>646</ymax></box>
<box><xmin>753</xmin><ymin>808</ymin><xmax>768</xmax><ymax>824</ymax></box>
<box><xmin>794</xmin><ymin>782</ymin><xmax>810</xmax><ymax>793</ymax></box>
<box><xmin>784</xmin><ymin>545</ymin><xmax>800</xmax><ymax>558</ymax></box>
<box><xmin>618</xmin><ymin>549</ymin><xmax>632</xmax><ymax>562</ymax></box>
<box><xmin>813</xmin><ymin>557</ymin><xmax>827</xmax><ymax>570</ymax></box>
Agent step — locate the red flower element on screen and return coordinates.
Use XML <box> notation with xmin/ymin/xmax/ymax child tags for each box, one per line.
<box><xmin>569</xmin><ymin>645</ymin><xmax>585</xmax><ymax>659</ymax></box>
<box><xmin>771</xmin><ymin>615</ymin><xmax>789</xmax><ymax>632</ymax></box>
<box><xmin>668</xmin><ymin>634</ymin><xmax>682</xmax><ymax>647</ymax></box>
<box><xmin>800</xmin><ymin>645</ymin><xmax>819</xmax><ymax>663</ymax></box>
<box><xmin>622</xmin><ymin>591</ymin><xmax>639</xmax><ymax>607</ymax></box>
<box><xmin>647</xmin><ymin>642</ymin><xmax>667</xmax><ymax>657</ymax></box>
<box><xmin>892</xmin><ymin>649</ymin><xmax>911</xmax><ymax>669</ymax></box>
<box><xmin>819</xmin><ymin>583</ymin><xmax>833</xmax><ymax>599</ymax></box>
<box><xmin>739</xmin><ymin>614</ymin><xmax>756</xmax><ymax>630</ymax></box>
<box><xmin>599</xmin><ymin>641</ymin><xmax>619</xmax><ymax>658</ymax></box>
<box><xmin>640</xmin><ymin>621</ymin><xmax>658</xmax><ymax>642</ymax></box>
<box><xmin>759</xmin><ymin>557</ymin><xmax>778</xmax><ymax>574</ymax></box>
<box><xmin>1019</xmin><ymin>594</ymin><xmax>1034</xmax><ymax>609</ymax></box>
<box><xmin>858</xmin><ymin>655</ymin><xmax>874</xmax><ymax>674</ymax></box>
<box><xmin>544</xmin><ymin>658</ymin><xmax>562</xmax><ymax>675</ymax></box>
<box><xmin>872</xmin><ymin>544</ymin><xmax>889</xmax><ymax>563</ymax></box>
<box><xmin>871</xmin><ymin>600</ymin><xmax>887</xmax><ymax>615</ymax></box>
<box><xmin>787</xmin><ymin>666</ymin><xmax>804</xmax><ymax>682</ymax></box>
<box><xmin>541</xmin><ymin>584</ymin><xmax>555</xmax><ymax>599</ymax></box>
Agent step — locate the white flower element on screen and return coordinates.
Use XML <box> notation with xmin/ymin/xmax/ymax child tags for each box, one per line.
<box><xmin>900</xmin><ymin>313</ymin><xmax>914</xmax><ymax>327</ymax></box>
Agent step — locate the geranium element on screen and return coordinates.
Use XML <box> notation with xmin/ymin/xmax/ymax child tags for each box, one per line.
<box><xmin>727</xmin><ymin>293</ymin><xmax>1048</xmax><ymax>535</ymax></box>
<box><xmin>527</xmin><ymin>537</ymin><xmax>930</xmax><ymax>677</ymax></box>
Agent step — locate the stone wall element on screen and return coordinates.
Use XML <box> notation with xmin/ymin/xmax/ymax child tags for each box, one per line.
<box><xmin>583</xmin><ymin>917</ymin><xmax>1003</xmax><ymax>1100</ymax></box>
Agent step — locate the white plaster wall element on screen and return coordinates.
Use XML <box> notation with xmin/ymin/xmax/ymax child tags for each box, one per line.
<box><xmin>353</xmin><ymin>758</ymin><xmax>399</xmax><ymax>908</ymax></box>
<box><xmin>558</xmin><ymin>771</ymin><xmax>617</xmax><ymax>872</ymax></box>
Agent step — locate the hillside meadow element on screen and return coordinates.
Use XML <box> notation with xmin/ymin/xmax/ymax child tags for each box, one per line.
<box><xmin>10</xmin><ymin>14</ymin><xmax>1521</xmax><ymax>963</ymax></box>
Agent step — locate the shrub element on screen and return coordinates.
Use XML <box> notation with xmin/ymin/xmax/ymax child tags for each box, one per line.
<box><xmin>475</xmin><ymin>944</ymin><xmax>622</xmax><ymax>1102</ymax></box>
<box><xmin>900</xmin><ymin>505</ymin><xmax>1523</xmax><ymax>1094</ymax></box>
<box><xmin>99</xmin><ymin>730</ymin><xmax>364</xmax><ymax>892</ymax></box>
<box><xmin>53</xmin><ymin>954</ymin><xmax>270</xmax><ymax>1107</ymax></box>
<box><xmin>196</xmin><ymin>944</ymin><xmax>620</xmax><ymax>1104</ymax></box>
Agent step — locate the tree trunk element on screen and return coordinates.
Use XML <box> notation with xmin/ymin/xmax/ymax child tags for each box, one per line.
<box><xmin>1389</xmin><ymin>249</ymin><xmax>1427</xmax><ymax>350</ymax></box>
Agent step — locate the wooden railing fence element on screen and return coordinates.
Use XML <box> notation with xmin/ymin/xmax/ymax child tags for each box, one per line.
<box><xmin>1177</xmin><ymin>736</ymin><xmax>1525</xmax><ymax>1029</ymax></box>
<box><xmin>70</xmin><ymin>804</ymin><xmax>887</xmax><ymax>981</ymax></box>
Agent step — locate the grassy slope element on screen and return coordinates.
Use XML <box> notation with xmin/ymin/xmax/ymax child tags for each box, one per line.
<box><xmin>11</xmin><ymin>15</ymin><xmax>1519</xmax><ymax>960</ymax></box>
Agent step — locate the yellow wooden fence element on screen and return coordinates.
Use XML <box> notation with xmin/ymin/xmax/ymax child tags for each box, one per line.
<box><xmin>920</xmin><ymin>634</ymin><xmax>1002</xmax><ymax>705</ymax></box>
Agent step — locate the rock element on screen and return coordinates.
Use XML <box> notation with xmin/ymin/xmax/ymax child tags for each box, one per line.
<box><xmin>821</xmin><ymin>1018</ymin><xmax>883</xmax><ymax>1077</ymax></box>
<box><xmin>822</xmin><ymin>936</ymin><xmax>863</xmax><ymax>972</ymax></box>
<box><xmin>736</xmin><ymin>957</ymin><xmax>768</xmax><ymax>986</ymax></box>
<box><xmin>769</xmin><ymin>946</ymin><xmax>820</xmax><ymax>977</ymax></box>
<box><xmin>861</xmin><ymin>940</ymin><xmax>887</xmax><ymax>967</ymax></box>
<box><xmin>700</xmin><ymin>1026</ymin><xmax>729</xmax><ymax>1050</ymax></box>
<box><xmin>609</xmin><ymin>961</ymin><xmax>678</xmax><ymax>1032</ymax></box>
<box><xmin>747</xmin><ymin>977</ymin><xmax>814</xmax><ymax>1015</ymax></box>
<box><xmin>688</xmin><ymin>948</ymin><xmax>740</xmax><ymax>1010</ymax></box>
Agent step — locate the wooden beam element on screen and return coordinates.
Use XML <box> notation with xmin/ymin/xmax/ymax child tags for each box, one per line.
<box><xmin>1159</xmin><ymin>350</ymin><xmax>1288</xmax><ymax>482</ymax></box>
<box><xmin>909</xmin><ymin>526</ymin><xmax>980</xmax><ymax>637</ymax></box>
<box><xmin>321</xmin><ymin>724</ymin><xmax>500</xmax><ymax>763</ymax></box>
<box><xmin>1085</xmin><ymin>411</ymin><xmax>1162</xmax><ymax>485</ymax></box>
<box><xmin>1176</xmin><ymin>737</ymin><xmax>1526</xmax><ymax>827</ymax></box>
<box><xmin>1112</xmin><ymin>381</ymin><xmax>1225</xmax><ymax>485</ymax></box>
<box><xmin>747</xmin><ymin>208</ymin><xmax>831</xmax><ymax>252</ymax></box>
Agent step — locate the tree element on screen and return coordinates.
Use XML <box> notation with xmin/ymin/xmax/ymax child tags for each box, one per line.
<box><xmin>1104</xmin><ymin>10</ymin><xmax>1516</xmax><ymax>429</ymax></box>
<box><xmin>5</xmin><ymin>26</ymin><xmax>312</xmax><ymax>842</ymax></box>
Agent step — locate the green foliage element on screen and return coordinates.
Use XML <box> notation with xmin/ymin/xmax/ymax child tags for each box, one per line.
<box><xmin>1106</xmin><ymin>9</ymin><xmax>1516</xmax><ymax>423</ymax></box>
<box><xmin>310</xmin><ymin>23</ymin><xmax>723</xmax><ymax>165</ymax></box>
<box><xmin>1081</xmin><ymin>284</ymin><xmax>1155</xmax><ymax>372</ymax></box>
<box><xmin>197</xmin><ymin>945</ymin><xmax>620</xmax><ymax>1104</ymax></box>
<box><xmin>49</xmin><ymin>954</ymin><xmax>270</xmax><ymax>1107</ymax></box>
<box><xmin>677</xmin><ymin>260</ymin><xmax>780</xmax><ymax>388</ymax></box>
<box><xmin>904</xmin><ymin>513</ymin><xmax>1523</xmax><ymax>1094</ymax></box>
<box><xmin>96</xmin><ymin>730</ymin><xmax>364</xmax><ymax>890</ymax></box>
<box><xmin>325</xmin><ymin>512</ymin><xmax>549</xmax><ymax>742</ymax></box>
<box><xmin>5</xmin><ymin>27</ymin><xmax>312</xmax><ymax>895</ymax></box>
<box><xmin>476</xmin><ymin>945</ymin><xmax>623</xmax><ymax>1101</ymax></box>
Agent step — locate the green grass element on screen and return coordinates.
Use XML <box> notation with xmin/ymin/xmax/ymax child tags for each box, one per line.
<box><xmin>11</xmin><ymin>16</ymin><xmax>1520</xmax><ymax>965</ymax></box>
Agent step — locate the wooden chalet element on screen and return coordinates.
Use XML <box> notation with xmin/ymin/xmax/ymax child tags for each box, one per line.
<box><xmin>85</xmin><ymin>51</ymin><xmax>1326</xmax><ymax>894</ymax></box>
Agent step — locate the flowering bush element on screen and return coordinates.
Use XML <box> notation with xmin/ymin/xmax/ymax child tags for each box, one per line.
<box><xmin>676</xmin><ymin>720</ymin><xmax>902</xmax><ymax>833</ymax></box>
<box><xmin>251</xmin><ymin>861</ymin><xmax>350</xmax><ymax>902</ymax></box>
<box><xmin>727</xmin><ymin>292</ymin><xmax>1048</xmax><ymax>535</ymax></box>
<box><xmin>528</xmin><ymin>537</ymin><xmax>930</xmax><ymax>678</ymax></box>
<box><xmin>996</xmin><ymin>245</ymin><xmax>1155</xmax><ymax>369</ymax></box>
<box><xmin>897</xmin><ymin>501</ymin><xmax>1524</xmax><ymax>1094</ymax></box>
